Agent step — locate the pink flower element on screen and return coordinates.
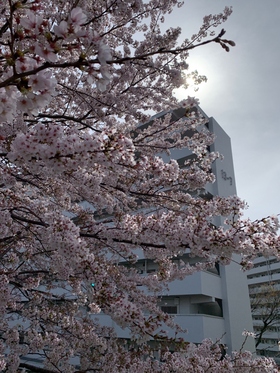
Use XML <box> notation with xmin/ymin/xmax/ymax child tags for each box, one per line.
<box><xmin>69</xmin><ymin>7</ymin><xmax>87</xmax><ymax>27</ymax></box>
<box><xmin>20</xmin><ymin>10</ymin><xmax>43</xmax><ymax>32</ymax></box>
<box><xmin>98</xmin><ymin>41</ymin><xmax>112</xmax><ymax>65</ymax></box>
<box><xmin>53</xmin><ymin>20</ymin><xmax>68</xmax><ymax>39</ymax></box>
<box><xmin>100</xmin><ymin>66</ymin><xmax>111</xmax><ymax>81</ymax></box>
<box><xmin>15</xmin><ymin>57</ymin><xmax>37</xmax><ymax>73</ymax></box>
<box><xmin>29</xmin><ymin>73</ymin><xmax>48</xmax><ymax>91</ymax></box>
<box><xmin>17</xmin><ymin>95</ymin><xmax>34</xmax><ymax>112</ymax></box>
<box><xmin>96</xmin><ymin>78</ymin><xmax>108</xmax><ymax>92</ymax></box>
<box><xmin>35</xmin><ymin>43</ymin><xmax>57</xmax><ymax>62</ymax></box>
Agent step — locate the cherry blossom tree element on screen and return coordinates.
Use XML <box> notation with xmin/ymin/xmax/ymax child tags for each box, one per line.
<box><xmin>0</xmin><ymin>0</ymin><xmax>279</xmax><ymax>371</ymax></box>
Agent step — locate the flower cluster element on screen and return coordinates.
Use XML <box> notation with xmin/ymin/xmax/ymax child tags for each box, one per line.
<box><xmin>0</xmin><ymin>1</ymin><xmax>278</xmax><ymax>372</ymax></box>
<box><xmin>0</xmin><ymin>4</ymin><xmax>112</xmax><ymax>123</ymax></box>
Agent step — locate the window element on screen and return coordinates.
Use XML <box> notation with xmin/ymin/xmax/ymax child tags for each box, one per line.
<box><xmin>161</xmin><ymin>306</ymin><xmax>177</xmax><ymax>314</ymax></box>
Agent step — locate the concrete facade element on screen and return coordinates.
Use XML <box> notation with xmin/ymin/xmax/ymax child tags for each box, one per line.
<box><xmin>95</xmin><ymin>107</ymin><xmax>255</xmax><ymax>353</ymax></box>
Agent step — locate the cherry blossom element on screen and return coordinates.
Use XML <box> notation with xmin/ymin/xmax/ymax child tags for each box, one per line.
<box><xmin>53</xmin><ymin>20</ymin><xmax>69</xmax><ymax>39</ymax></box>
<box><xmin>17</xmin><ymin>95</ymin><xmax>35</xmax><ymax>112</ymax></box>
<box><xmin>69</xmin><ymin>7</ymin><xmax>87</xmax><ymax>28</ymax></box>
<box><xmin>20</xmin><ymin>10</ymin><xmax>43</xmax><ymax>34</ymax></box>
<box><xmin>98</xmin><ymin>41</ymin><xmax>112</xmax><ymax>65</ymax></box>
<box><xmin>34</xmin><ymin>43</ymin><xmax>57</xmax><ymax>63</ymax></box>
<box><xmin>0</xmin><ymin>1</ymin><xmax>279</xmax><ymax>372</ymax></box>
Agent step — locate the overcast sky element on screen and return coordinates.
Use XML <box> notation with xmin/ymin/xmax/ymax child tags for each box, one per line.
<box><xmin>167</xmin><ymin>1</ymin><xmax>280</xmax><ymax>222</ymax></box>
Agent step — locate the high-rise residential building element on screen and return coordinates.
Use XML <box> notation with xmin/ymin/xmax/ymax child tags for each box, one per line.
<box><xmin>247</xmin><ymin>256</ymin><xmax>280</xmax><ymax>364</ymax></box>
<box><xmin>95</xmin><ymin>106</ymin><xmax>255</xmax><ymax>353</ymax></box>
<box><xmin>17</xmin><ymin>106</ymin><xmax>255</xmax><ymax>369</ymax></box>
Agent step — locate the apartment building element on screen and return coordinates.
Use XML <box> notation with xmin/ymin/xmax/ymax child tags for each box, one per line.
<box><xmin>247</xmin><ymin>256</ymin><xmax>280</xmax><ymax>364</ymax></box>
<box><xmin>94</xmin><ymin>107</ymin><xmax>255</xmax><ymax>353</ymax></box>
<box><xmin>17</xmin><ymin>106</ymin><xmax>255</xmax><ymax>370</ymax></box>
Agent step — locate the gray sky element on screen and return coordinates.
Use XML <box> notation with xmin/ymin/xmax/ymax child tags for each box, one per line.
<box><xmin>168</xmin><ymin>1</ymin><xmax>280</xmax><ymax>221</ymax></box>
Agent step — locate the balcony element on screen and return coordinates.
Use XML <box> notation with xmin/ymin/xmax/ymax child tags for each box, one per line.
<box><xmin>93</xmin><ymin>313</ymin><xmax>225</xmax><ymax>344</ymax></box>
<box><xmin>164</xmin><ymin>271</ymin><xmax>222</xmax><ymax>298</ymax></box>
<box><xmin>248</xmin><ymin>273</ymin><xmax>280</xmax><ymax>286</ymax></box>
